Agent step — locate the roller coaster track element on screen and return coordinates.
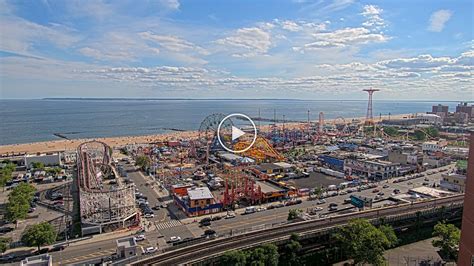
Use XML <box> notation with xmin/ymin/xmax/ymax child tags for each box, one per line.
<box><xmin>133</xmin><ymin>195</ymin><xmax>464</xmax><ymax>265</ymax></box>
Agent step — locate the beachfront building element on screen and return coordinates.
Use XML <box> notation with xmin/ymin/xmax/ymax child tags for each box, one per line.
<box><xmin>173</xmin><ymin>187</ymin><xmax>222</xmax><ymax>217</ymax></box>
<box><xmin>24</xmin><ymin>153</ymin><xmax>61</xmax><ymax>168</ymax></box>
<box><xmin>344</xmin><ymin>158</ymin><xmax>399</xmax><ymax>181</ymax></box>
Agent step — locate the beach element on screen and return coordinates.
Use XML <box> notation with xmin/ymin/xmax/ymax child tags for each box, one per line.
<box><xmin>0</xmin><ymin>113</ymin><xmax>410</xmax><ymax>155</ymax></box>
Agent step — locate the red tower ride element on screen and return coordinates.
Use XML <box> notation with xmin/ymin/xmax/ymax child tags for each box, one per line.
<box><xmin>363</xmin><ymin>88</ymin><xmax>380</xmax><ymax>125</ymax></box>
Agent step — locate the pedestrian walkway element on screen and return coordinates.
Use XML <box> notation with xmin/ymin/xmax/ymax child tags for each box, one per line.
<box><xmin>154</xmin><ymin>220</ymin><xmax>182</xmax><ymax>230</ymax></box>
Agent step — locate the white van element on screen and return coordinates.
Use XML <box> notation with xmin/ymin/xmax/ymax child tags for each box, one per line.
<box><xmin>244</xmin><ymin>206</ymin><xmax>256</xmax><ymax>214</ymax></box>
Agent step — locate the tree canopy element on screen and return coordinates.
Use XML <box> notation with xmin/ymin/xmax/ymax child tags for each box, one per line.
<box><xmin>21</xmin><ymin>222</ymin><xmax>56</xmax><ymax>251</ymax></box>
<box><xmin>220</xmin><ymin>244</ymin><xmax>279</xmax><ymax>266</ymax></box>
<box><xmin>135</xmin><ymin>155</ymin><xmax>151</xmax><ymax>170</ymax></box>
<box><xmin>5</xmin><ymin>183</ymin><xmax>36</xmax><ymax>224</ymax></box>
<box><xmin>432</xmin><ymin>222</ymin><xmax>460</xmax><ymax>260</ymax></box>
<box><xmin>31</xmin><ymin>162</ymin><xmax>45</xmax><ymax>170</ymax></box>
<box><xmin>334</xmin><ymin>219</ymin><xmax>398</xmax><ymax>265</ymax></box>
<box><xmin>0</xmin><ymin>164</ymin><xmax>15</xmax><ymax>191</ymax></box>
<box><xmin>287</xmin><ymin>209</ymin><xmax>302</xmax><ymax>221</ymax></box>
<box><xmin>0</xmin><ymin>237</ymin><xmax>11</xmax><ymax>254</ymax></box>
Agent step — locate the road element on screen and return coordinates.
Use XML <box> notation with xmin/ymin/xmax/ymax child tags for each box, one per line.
<box><xmin>134</xmin><ymin>194</ymin><xmax>464</xmax><ymax>265</ymax></box>
<box><xmin>40</xmin><ymin>163</ymin><xmax>456</xmax><ymax>264</ymax></box>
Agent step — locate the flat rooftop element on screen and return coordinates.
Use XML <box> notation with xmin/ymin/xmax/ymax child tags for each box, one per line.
<box><xmin>187</xmin><ymin>187</ymin><xmax>214</xmax><ymax>200</ymax></box>
<box><xmin>256</xmin><ymin>181</ymin><xmax>283</xmax><ymax>194</ymax></box>
<box><xmin>116</xmin><ymin>237</ymin><xmax>137</xmax><ymax>248</ymax></box>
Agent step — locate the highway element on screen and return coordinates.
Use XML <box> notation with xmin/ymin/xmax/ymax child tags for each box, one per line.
<box><xmin>134</xmin><ymin>194</ymin><xmax>464</xmax><ymax>265</ymax></box>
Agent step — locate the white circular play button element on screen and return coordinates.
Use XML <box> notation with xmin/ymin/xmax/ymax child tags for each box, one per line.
<box><xmin>217</xmin><ymin>113</ymin><xmax>257</xmax><ymax>153</ymax></box>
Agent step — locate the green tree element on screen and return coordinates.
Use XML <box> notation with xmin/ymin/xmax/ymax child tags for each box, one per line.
<box><xmin>426</xmin><ymin>127</ymin><xmax>439</xmax><ymax>138</ymax></box>
<box><xmin>0</xmin><ymin>237</ymin><xmax>11</xmax><ymax>254</ymax></box>
<box><xmin>413</xmin><ymin>130</ymin><xmax>426</xmax><ymax>141</ymax></box>
<box><xmin>281</xmin><ymin>234</ymin><xmax>302</xmax><ymax>265</ymax></box>
<box><xmin>287</xmin><ymin>209</ymin><xmax>302</xmax><ymax>221</ymax></box>
<box><xmin>247</xmin><ymin>244</ymin><xmax>279</xmax><ymax>266</ymax></box>
<box><xmin>220</xmin><ymin>250</ymin><xmax>247</xmax><ymax>265</ymax></box>
<box><xmin>0</xmin><ymin>168</ymin><xmax>13</xmax><ymax>192</ymax></box>
<box><xmin>432</xmin><ymin>222</ymin><xmax>460</xmax><ymax>260</ymax></box>
<box><xmin>135</xmin><ymin>155</ymin><xmax>151</xmax><ymax>170</ymax></box>
<box><xmin>313</xmin><ymin>186</ymin><xmax>324</xmax><ymax>199</ymax></box>
<box><xmin>5</xmin><ymin>183</ymin><xmax>36</xmax><ymax>226</ymax></box>
<box><xmin>21</xmin><ymin>222</ymin><xmax>56</xmax><ymax>252</ymax></box>
<box><xmin>31</xmin><ymin>162</ymin><xmax>45</xmax><ymax>170</ymax></box>
<box><xmin>383</xmin><ymin>126</ymin><xmax>398</xmax><ymax>137</ymax></box>
<box><xmin>334</xmin><ymin>219</ymin><xmax>398</xmax><ymax>265</ymax></box>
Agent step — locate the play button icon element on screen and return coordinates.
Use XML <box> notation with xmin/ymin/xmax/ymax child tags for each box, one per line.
<box><xmin>217</xmin><ymin>113</ymin><xmax>257</xmax><ymax>153</ymax></box>
<box><xmin>231</xmin><ymin>126</ymin><xmax>246</xmax><ymax>141</ymax></box>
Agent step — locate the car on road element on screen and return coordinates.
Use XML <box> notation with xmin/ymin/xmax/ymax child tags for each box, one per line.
<box><xmin>256</xmin><ymin>206</ymin><xmax>267</xmax><ymax>212</ymax></box>
<box><xmin>0</xmin><ymin>254</ymin><xmax>15</xmax><ymax>262</ymax></box>
<box><xmin>377</xmin><ymin>192</ymin><xmax>385</xmax><ymax>196</ymax></box>
<box><xmin>343</xmin><ymin>198</ymin><xmax>352</xmax><ymax>204</ymax></box>
<box><xmin>329</xmin><ymin>203</ymin><xmax>338</xmax><ymax>207</ymax></box>
<box><xmin>133</xmin><ymin>235</ymin><xmax>146</xmax><ymax>242</ymax></box>
<box><xmin>168</xmin><ymin>236</ymin><xmax>181</xmax><ymax>243</ymax></box>
<box><xmin>316</xmin><ymin>199</ymin><xmax>326</xmax><ymax>205</ymax></box>
<box><xmin>407</xmin><ymin>182</ymin><xmax>413</xmax><ymax>185</ymax></box>
<box><xmin>383</xmin><ymin>185</ymin><xmax>389</xmax><ymax>189</ymax></box>
<box><xmin>339</xmin><ymin>191</ymin><xmax>347</xmax><ymax>195</ymax></box>
<box><xmin>53</xmin><ymin>200</ymin><xmax>64</xmax><ymax>206</ymax></box>
<box><xmin>0</xmin><ymin>227</ymin><xmax>14</xmax><ymax>234</ymax></box>
<box><xmin>422</xmin><ymin>182</ymin><xmax>430</xmax><ymax>186</ymax></box>
<box><xmin>225</xmin><ymin>211</ymin><xmax>236</xmax><ymax>219</ymax></box>
<box><xmin>372</xmin><ymin>189</ymin><xmax>379</xmax><ymax>193</ymax></box>
<box><xmin>424</xmin><ymin>178</ymin><xmax>430</xmax><ymax>181</ymax></box>
<box><xmin>203</xmin><ymin>229</ymin><xmax>217</xmax><ymax>238</ymax></box>
<box><xmin>211</xmin><ymin>216</ymin><xmax>222</xmax><ymax>221</ymax></box>
<box><xmin>393</xmin><ymin>189</ymin><xmax>401</xmax><ymax>194</ymax></box>
<box><xmin>143</xmin><ymin>246</ymin><xmax>158</xmax><ymax>254</ymax></box>
<box><xmin>144</xmin><ymin>213</ymin><xmax>155</xmax><ymax>218</ymax></box>
<box><xmin>328</xmin><ymin>206</ymin><xmax>338</xmax><ymax>211</ymax></box>
<box><xmin>244</xmin><ymin>206</ymin><xmax>257</xmax><ymax>214</ymax></box>
<box><xmin>49</xmin><ymin>245</ymin><xmax>67</xmax><ymax>252</ymax></box>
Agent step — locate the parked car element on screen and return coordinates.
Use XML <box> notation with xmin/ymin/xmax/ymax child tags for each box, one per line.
<box><xmin>168</xmin><ymin>236</ymin><xmax>181</xmax><ymax>243</ymax></box>
<box><xmin>225</xmin><ymin>211</ymin><xmax>236</xmax><ymax>219</ymax></box>
<box><xmin>203</xmin><ymin>229</ymin><xmax>217</xmax><ymax>238</ymax></box>
<box><xmin>143</xmin><ymin>213</ymin><xmax>155</xmax><ymax>218</ymax></box>
<box><xmin>143</xmin><ymin>246</ymin><xmax>158</xmax><ymax>254</ymax></box>
<box><xmin>134</xmin><ymin>235</ymin><xmax>146</xmax><ymax>242</ymax></box>
<box><xmin>49</xmin><ymin>245</ymin><xmax>66</xmax><ymax>252</ymax></box>
<box><xmin>0</xmin><ymin>227</ymin><xmax>14</xmax><ymax>234</ymax></box>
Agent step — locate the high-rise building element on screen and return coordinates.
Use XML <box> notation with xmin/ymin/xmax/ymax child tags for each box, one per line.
<box><xmin>432</xmin><ymin>104</ymin><xmax>449</xmax><ymax>115</ymax></box>
<box><xmin>458</xmin><ymin>131</ymin><xmax>474</xmax><ymax>265</ymax></box>
<box><xmin>456</xmin><ymin>102</ymin><xmax>474</xmax><ymax>119</ymax></box>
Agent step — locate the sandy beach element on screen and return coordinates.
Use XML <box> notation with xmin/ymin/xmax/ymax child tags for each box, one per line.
<box><xmin>0</xmin><ymin>113</ymin><xmax>411</xmax><ymax>155</ymax></box>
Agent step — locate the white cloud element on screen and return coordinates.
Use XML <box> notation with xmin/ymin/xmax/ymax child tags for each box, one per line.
<box><xmin>215</xmin><ymin>27</ymin><xmax>272</xmax><ymax>57</ymax></box>
<box><xmin>0</xmin><ymin>16</ymin><xmax>80</xmax><ymax>55</ymax></box>
<box><xmin>139</xmin><ymin>32</ymin><xmax>209</xmax><ymax>55</ymax></box>
<box><xmin>428</xmin><ymin>10</ymin><xmax>452</xmax><ymax>32</ymax></box>
<box><xmin>159</xmin><ymin>0</ymin><xmax>180</xmax><ymax>10</ymax></box>
<box><xmin>294</xmin><ymin>27</ymin><xmax>389</xmax><ymax>52</ymax></box>
<box><xmin>361</xmin><ymin>5</ymin><xmax>385</xmax><ymax>30</ymax></box>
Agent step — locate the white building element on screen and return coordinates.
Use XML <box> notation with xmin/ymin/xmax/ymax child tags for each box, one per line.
<box><xmin>24</xmin><ymin>153</ymin><xmax>61</xmax><ymax>168</ymax></box>
<box><xmin>21</xmin><ymin>254</ymin><xmax>52</xmax><ymax>266</ymax></box>
<box><xmin>422</xmin><ymin>141</ymin><xmax>447</xmax><ymax>153</ymax></box>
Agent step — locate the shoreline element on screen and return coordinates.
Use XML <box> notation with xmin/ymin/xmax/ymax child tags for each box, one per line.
<box><xmin>0</xmin><ymin>113</ymin><xmax>411</xmax><ymax>155</ymax></box>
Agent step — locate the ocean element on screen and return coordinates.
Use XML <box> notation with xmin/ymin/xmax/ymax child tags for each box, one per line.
<box><xmin>0</xmin><ymin>99</ymin><xmax>459</xmax><ymax>145</ymax></box>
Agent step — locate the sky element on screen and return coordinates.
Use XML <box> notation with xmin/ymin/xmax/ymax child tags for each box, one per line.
<box><xmin>0</xmin><ymin>0</ymin><xmax>472</xmax><ymax>100</ymax></box>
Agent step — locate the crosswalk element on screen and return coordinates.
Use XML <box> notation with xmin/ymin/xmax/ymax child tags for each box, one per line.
<box><xmin>155</xmin><ymin>220</ymin><xmax>182</xmax><ymax>230</ymax></box>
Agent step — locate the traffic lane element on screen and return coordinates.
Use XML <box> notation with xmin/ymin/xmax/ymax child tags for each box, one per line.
<box><xmin>51</xmin><ymin>238</ymin><xmax>118</xmax><ymax>263</ymax></box>
<box><xmin>127</xmin><ymin>169</ymin><xmax>169</xmax><ymax>223</ymax></box>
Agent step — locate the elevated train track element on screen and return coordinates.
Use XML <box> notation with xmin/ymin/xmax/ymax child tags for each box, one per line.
<box><xmin>133</xmin><ymin>195</ymin><xmax>464</xmax><ymax>265</ymax></box>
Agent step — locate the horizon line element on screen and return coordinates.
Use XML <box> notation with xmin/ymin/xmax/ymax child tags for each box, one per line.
<box><xmin>0</xmin><ymin>97</ymin><xmax>472</xmax><ymax>103</ymax></box>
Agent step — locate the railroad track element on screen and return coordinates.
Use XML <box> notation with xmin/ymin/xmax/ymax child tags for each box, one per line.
<box><xmin>133</xmin><ymin>195</ymin><xmax>464</xmax><ymax>265</ymax></box>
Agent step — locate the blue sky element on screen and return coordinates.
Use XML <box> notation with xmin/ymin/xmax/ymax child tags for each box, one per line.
<box><xmin>0</xmin><ymin>0</ymin><xmax>472</xmax><ymax>100</ymax></box>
